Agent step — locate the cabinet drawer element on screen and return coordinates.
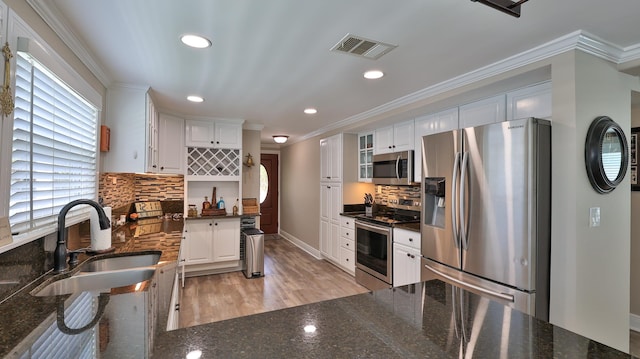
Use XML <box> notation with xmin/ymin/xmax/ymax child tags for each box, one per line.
<box><xmin>339</xmin><ymin>246</ymin><xmax>355</xmax><ymax>272</ymax></box>
<box><xmin>340</xmin><ymin>237</ymin><xmax>355</xmax><ymax>251</ymax></box>
<box><xmin>393</xmin><ymin>228</ymin><xmax>420</xmax><ymax>250</ymax></box>
<box><xmin>340</xmin><ymin>226</ymin><xmax>354</xmax><ymax>241</ymax></box>
<box><xmin>340</xmin><ymin>216</ymin><xmax>355</xmax><ymax>229</ymax></box>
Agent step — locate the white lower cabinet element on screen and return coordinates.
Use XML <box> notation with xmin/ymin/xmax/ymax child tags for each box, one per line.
<box><xmin>182</xmin><ymin>218</ymin><xmax>241</xmax><ymax>274</ymax></box>
<box><xmin>393</xmin><ymin>228</ymin><xmax>421</xmax><ymax>287</ymax></box>
<box><xmin>167</xmin><ymin>271</ymin><xmax>180</xmax><ymax>331</ymax></box>
<box><xmin>338</xmin><ymin>216</ymin><xmax>355</xmax><ymax>274</ymax></box>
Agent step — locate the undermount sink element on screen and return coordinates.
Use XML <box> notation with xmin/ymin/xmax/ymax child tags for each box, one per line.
<box><xmin>31</xmin><ymin>252</ymin><xmax>162</xmax><ymax>297</ymax></box>
<box><xmin>32</xmin><ymin>267</ymin><xmax>156</xmax><ymax>297</ymax></box>
<box><xmin>78</xmin><ymin>252</ymin><xmax>161</xmax><ymax>272</ymax></box>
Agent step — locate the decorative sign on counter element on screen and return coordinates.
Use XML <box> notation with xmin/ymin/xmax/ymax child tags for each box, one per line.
<box><xmin>134</xmin><ymin>201</ymin><xmax>163</xmax><ymax>218</ymax></box>
<box><xmin>0</xmin><ymin>217</ymin><xmax>12</xmax><ymax>246</ymax></box>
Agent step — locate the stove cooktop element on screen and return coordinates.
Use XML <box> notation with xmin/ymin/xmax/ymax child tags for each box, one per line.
<box><xmin>354</xmin><ymin>211</ymin><xmax>420</xmax><ymax>227</ymax></box>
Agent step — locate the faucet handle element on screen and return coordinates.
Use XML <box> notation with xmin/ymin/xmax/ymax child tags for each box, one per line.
<box><xmin>67</xmin><ymin>248</ymin><xmax>87</xmax><ymax>267</ymax></box>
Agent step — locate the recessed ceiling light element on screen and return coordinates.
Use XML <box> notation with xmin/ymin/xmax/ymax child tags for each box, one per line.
<box><xmin>364</xmin><ymin>70</ymin><xmax>384</xmax><ymax>79</ymax></box>
<box><xmin>304</xmin><ymin>108</ymin><xmax>317</xmax><ymax>114</ymax></box>
<box><xmin>180</xmin><ymin>34</ymin><xmax>211</xmax><ymax>49</ymax></box>
<box><xmin>187</xmin><ymin>95</ymin><xmax>204</xmax><ymax>103</ymax></box>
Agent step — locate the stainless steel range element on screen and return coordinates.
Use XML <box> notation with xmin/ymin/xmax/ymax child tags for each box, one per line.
<box><xmin>354</xmin><ymin>196</ymin><xmax>420</xmax><ymax>290</ymax></box>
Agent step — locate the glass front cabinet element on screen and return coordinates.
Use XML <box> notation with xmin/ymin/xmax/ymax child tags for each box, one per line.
<box><xmin>358</xmin><ymin>132</ymin><xmax>374</xmax><ymax>182</ymax></box>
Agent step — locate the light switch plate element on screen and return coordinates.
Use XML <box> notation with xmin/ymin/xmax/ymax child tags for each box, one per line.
<box><xmin>589</xmin><ymin>207</ymin><xmax>600</xmax><ymax>227</ymax></box>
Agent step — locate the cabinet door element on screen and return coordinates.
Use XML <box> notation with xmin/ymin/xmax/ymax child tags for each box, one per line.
<box><xmin>328</xmin><ymin>134</ymin><xmax>343</xmax><ymax>182</ymax></box>
<box><xmin>320</xmin><ymin>138</ymin><xmax>331</xmax><ymax>180</ymax></box>
<box><xmin>329</xmin><ymin>221</ymin><xmax>340</xmax><ymax>263</ymax></box>
<box><xmin>414</xmin><ymin>108</ymin><xmax>458</xmax><ymax>182</ymax></box>
<box><xmin>185</xmin><ymin>119</ymin><xmax>216</xmax><ymax>147</ymax></box>
<box><xmin>212</xmin><ymin>219</ymin><xmax>240</xmax><ymax>262</ymax></box>
<box><xmin>183</xmin><ymin>220</ymin><xmax>213</xmax><ymax>265</ymax></box>
<box><xmin>214</xmin><ymin>122</ymin><xmax>242</xmax><ymax>149</ymax></box>
<box><xmin>393</xmin><ymin>243</ymin><xmax>421</xmax><ymax>287</ymax></box>
<box><xmin>358</xmin><ymin>132</ymin><xmax>374</xmax><ymax>182</ymax></box>
<box><xmin>459</xmin><ymin>94</ymin><xmax>506</xmax><ymax>128</ymax></box>
<box><xmin>320</xmin><ymin>219</ymin><xmax>330</xmax><ymax>256</ymax></box>
<box><xmin>392</xmin><ymin>120</ymin><xmax>414</xmax><ymax>152</ymax></box>
<box><xmin>158</xmin><ymin>113</ymin><xmax>185</xmax><ymax>174</ymax></box>
<box><xmin>374</xmin><ymin>125</ymin><xmax>394</xmax><ymax>154</ymax></box>
<box><xmin>320</xmin><ymin>184</ymin><xmax>331</xmax><ymax>221</ymax></box>
<box><xmin>506</xmin><ymin>82</ymin><xmax>551</xmax><ymax>121</ymax></box>
<box><xmin>329</xmin><ymin>184</ymin><xmax>342</xmax><ymax>223</ymax></box>
<box><xmin>146</xmin><ymin>95</ymin><xmax>159</xmax><ymax>172</ymax></box>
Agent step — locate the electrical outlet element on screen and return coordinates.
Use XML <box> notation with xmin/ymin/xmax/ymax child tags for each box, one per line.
<box><xmin>589</xmin><ymin>207</ymin><xmax>600</xmax><ymax>227</ymax></box>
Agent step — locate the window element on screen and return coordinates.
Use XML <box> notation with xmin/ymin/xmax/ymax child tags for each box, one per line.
<box><xmin>9</xmin><ymin>51</ymin><xmax>99</xmax><ymax>234</ymax></box>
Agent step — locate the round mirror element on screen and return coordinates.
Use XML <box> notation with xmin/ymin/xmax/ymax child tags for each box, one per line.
<box><xmin>585</xmin><ymin>116</ymin><xmax>629</xmax><ymax>193</ymax></box>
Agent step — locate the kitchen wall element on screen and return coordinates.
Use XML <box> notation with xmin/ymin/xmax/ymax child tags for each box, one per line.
<box><xmin>548</xmin><ymin>50</ymin><xmax>637</xmax><ymax>352</ymax></box>
<box><xmin>280</xmin><ymin>136</ymin><xmax>321</xmax><ymax>249</ymax></box>
<box><xmin>243</xmin><ymin>129</ymin><xmax>261</xmax><ymax>226</ymax></box>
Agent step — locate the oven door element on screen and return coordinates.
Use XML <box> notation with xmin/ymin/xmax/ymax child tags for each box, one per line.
<box><xmin>355</xmin><ymin>220</ymin><xmax>393</xmax><ymax>285</ymax></box>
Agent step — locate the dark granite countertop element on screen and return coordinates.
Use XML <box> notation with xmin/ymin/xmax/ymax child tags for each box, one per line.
<box><xmin>0</xmin><ymin>218</ymin><xmax>183</xmax><ymax>358</ymax></box>
<box><xmin>154</xmin><ymin>280</ymin><xmax>629</xmax><ymax>358</ymax></box>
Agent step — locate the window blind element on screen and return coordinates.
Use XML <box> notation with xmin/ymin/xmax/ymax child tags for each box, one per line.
<box><xmin>9</xmin><ymin>52</ymin><xmax>98</xmax><ymax>234</ymax></box>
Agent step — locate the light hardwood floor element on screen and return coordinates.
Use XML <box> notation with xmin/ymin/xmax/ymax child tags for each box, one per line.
<box><xmin>179</xmin><ymin>237</ymin><xmax>369</xmax><ymax>328</ymax></box>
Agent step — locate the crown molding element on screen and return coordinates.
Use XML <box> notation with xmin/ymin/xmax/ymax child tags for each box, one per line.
<box><xmin>297</xmin><ymin>30</ymin><xmax>638</xmax><ymax>144</ymax></box>
<box><xmin>26</xmin><ymin>0</ymin><xmax>111</xmax><ymax>87</ymax></box>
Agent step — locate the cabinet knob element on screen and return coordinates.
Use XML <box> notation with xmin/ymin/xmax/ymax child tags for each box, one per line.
<box><xmin>410</xmin><ymin>254</ymin><xmax>415</xmax><ymax>259</ymax></box>
<box><xmin>346</xmin><ymin>232</ymin><xmax>349</xmax><ymax>236</ymax></box>
<box><xmin>152</xmin><ymin>165</ymin><xmax>157</xmax><ymax>168</ymax></box>
<box><xmin>214</xmin><ymin>222</ymin><xmax>218</xmax><ymax>226</ymax></box>
<box><xmin>210</xmin><ymin>141</ymin><xmax>214</xmax><ymax>144</ymax></box>
<box><xmin>346</xmin><ymin>258</ymin><xmax>349</xmax><ymax>262</ymax></box>
<box><xmin>160</xmin><ymin>166</ymin><xmax>164</xmax><ymax>170</ymax></box>
<box><xmin>407</xmin><ymin>253</ymin><xmax>411</xmax><ymax>257</ymax></box>
<box><xmin>409</xmin><ymin>238</ymin><xmax>413</xmax><ymax>242</ymax></box>
<box><xmin>209</xmin><ymin>223</ymin><xmax>212</xmax><ymax>226</ymax></box>
<box><xmin>216</xmin><ymin>141</ymin><xmax>220</xmax><ymax>144</ymax></box>
<box><xmin>346</xmin><ymin>242</ymin><xmax>349</xmax><ymax>246</ymax></box>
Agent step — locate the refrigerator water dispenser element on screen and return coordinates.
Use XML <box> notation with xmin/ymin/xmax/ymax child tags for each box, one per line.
<box><xmin>424</xmin><ymin>177</ymin><xmax>446</xmax><ymax>228</ymax></box>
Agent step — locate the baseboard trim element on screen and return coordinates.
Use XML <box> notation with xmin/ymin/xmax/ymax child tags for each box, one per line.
<box><xmin>631</xmin><ymin>313</ymin><xmax>640</xmax><ymax>332</ymax></box>
<box><xmin>278</xmin><ymin>230</ymin><xmax>323</xmax><ymax>260</ymax></box>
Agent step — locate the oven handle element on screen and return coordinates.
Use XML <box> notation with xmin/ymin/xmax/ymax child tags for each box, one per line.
<box><xmin>423</xmin><ymin>264</ymin><xmax>515</xmax><ymax>303</ymax></box>
<box><xmin>355</xmin><ymin>220</ymin><xmax>392</xmax><ymax>235</ymax></box>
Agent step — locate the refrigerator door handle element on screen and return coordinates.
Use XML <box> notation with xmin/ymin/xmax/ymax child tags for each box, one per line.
<box><xmin>452</xmin><ymin>152</ymin><xmax>461</xmax><ymax>248</ymax></box>
<box><xmin>460</xmin><ymin>152</ymin><xmax>470</xmax><ymax>250</ymax></box>
<box><xmin>423</xmin><ymin>264</ymin><xmax>515</xmax><ymax>303</ymax></box>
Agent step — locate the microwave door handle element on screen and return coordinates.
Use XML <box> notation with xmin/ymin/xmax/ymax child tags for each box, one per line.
<box><xmin>395</xmin><ymin>155</ymin><xmax>401</xmax><ymax>180</ymax></box>
<box><xmin>452</xmin><ymin>152</ymin><xmax>461</xmax><ymax>248</ymax></box>
<box><xmin>460</xmin><ymin>152</ymin><xmax>469</xmax><ymax>251</ymax></box>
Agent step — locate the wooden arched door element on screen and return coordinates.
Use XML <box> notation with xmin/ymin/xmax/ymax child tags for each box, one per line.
<box><xmin>260</xmin><ymin>153</ymin><xmax>279</xmax><ymax>234</ymax></box>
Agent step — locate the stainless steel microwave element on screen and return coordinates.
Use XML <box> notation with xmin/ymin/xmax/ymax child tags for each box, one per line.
<box><xmin>372</xmin><ymin>150</ymin><xmax>414</xmax><ymax>185</ymax></box>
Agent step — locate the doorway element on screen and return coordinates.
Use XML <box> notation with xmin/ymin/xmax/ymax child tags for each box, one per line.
<box><xmin>260</xmin><ymin>153</ymin><xmax>279</xmax><ymax>234</ymax></box>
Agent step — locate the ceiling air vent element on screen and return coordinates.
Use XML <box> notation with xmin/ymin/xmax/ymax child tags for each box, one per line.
<box><xmin>330</xmin><ymin>34</ymin><xmax>397</xmax><ymax>60</ymax></box>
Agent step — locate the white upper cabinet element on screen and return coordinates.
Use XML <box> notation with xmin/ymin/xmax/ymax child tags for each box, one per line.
<box><xmin>320</xmin><ymin>133</ymin><xmax>343</xmax><ymax>182</ymax></box>
<box><xmin>103</xmin><ymin>85</ymin><xmax>155</xmax><ymax>173</ymax></box>
<box><xmin>158</xmin><ymin>113</ymin><xmax>185</xmax><ymax>174</ymax></box>
<box><xmin>358</xmin><ymin>132</ymin><xmax>374</xmax><ymax>182</ymax></box>
<box><xmin>459</xmin><ymin>94</ymin><xmax>506</xmax><ymax>128</ymax></box>
<box><xmin>414</xmin><ymin>107</ymin><xmax>458</xmax><ymax>183</ymax></box>
<box><xmin>185</xmin><ymin>119</ymin><xmax>242</xmax><ymax>149</ymax></box>
<box><xmin>506</xmin><ymin>82</ymin><xmax>552</xmax><ymax>121</ymax></box>
<box><xmin>374</xmin><ymin>120</ymin><xmax>414</xmax><ymax>154</ymax></box>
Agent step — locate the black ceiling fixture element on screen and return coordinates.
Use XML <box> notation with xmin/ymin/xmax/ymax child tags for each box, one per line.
<box><xmin>471</xmin><ymin>0</ymin><xmax>529</xmax><ymax>18</ymax></box>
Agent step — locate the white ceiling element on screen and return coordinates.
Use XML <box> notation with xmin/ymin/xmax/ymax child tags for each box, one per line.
<box><xmin>28</xmin><ymin>0</ymin><xmax>640</xmax><ymax>144</ymax></box>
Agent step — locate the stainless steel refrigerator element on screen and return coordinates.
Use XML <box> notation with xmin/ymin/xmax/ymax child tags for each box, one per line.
<box><xmin>420</xmin><ymin>117</ymin><xmax>551</xmax><ymax>321</ymax></box>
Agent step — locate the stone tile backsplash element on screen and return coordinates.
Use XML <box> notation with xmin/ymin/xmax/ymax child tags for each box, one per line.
<box><xmin>99</xmin><ymin>173</ymin><xmax>184</xmax><ymax>208</ymax></box>
<box><xmin>374</xmin><ymin>185</ymin><xmax>421</xmax><ymax>205</ymax></box>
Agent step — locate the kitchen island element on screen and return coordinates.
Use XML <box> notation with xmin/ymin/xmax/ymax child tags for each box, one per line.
<box><xmin>0</xmin><ymin>218</ymin><xmax>631</xmax><ymax>358</ymax></box>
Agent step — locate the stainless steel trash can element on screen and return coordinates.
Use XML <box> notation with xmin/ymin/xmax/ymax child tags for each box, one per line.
<box><xmin>242</xmin><ymin>228</ymin><xmax>264</xmax><ymax>278</ymax></box>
